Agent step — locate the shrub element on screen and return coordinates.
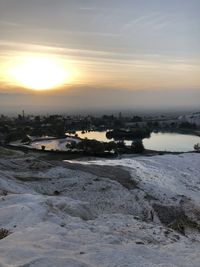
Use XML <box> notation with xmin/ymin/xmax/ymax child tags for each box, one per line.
<box><xmin>194</xmin><ymin>143</ymin><xmax>200</xmax><ymax>152</ymax></box>
<box><xmin>0</xmin><ymin>228</ymin><xmax>11</xmax><ymax>240</ymax></box>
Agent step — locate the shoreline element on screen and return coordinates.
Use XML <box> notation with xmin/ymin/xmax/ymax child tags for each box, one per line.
<box><xmin>4</xmin><ymin>143</ymin><xmax>197</xmax><ymax>161</ymax></box>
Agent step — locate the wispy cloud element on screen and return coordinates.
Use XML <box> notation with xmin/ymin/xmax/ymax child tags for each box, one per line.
<box><xmin>79</xmin><ymin>7</ymin><xmax>102</xmax><ymax>11</ymax></box>
<box><xmin>123</xmin><ymin>12</ymin><xmax>174</xmax><ymax>31</ymax></box>
<box><xmin>0</xmin><ymin>20</ymin><xmax>22</xmax><ymax>28</ymax></box>
<box><xmin>1</xmin><ymin>40</ymin><xmax>199</xmax><ymax>67</ymax></box>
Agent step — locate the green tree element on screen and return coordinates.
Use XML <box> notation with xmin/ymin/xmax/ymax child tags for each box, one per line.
<box><xmin>104</xmin><ymin>141</ymin><xmax>117</xmax><ymax>152</ymax></box>
<box><xmin>77</xmin><ymin>139</ymin><xmax>105</xmax><ymax>154</ymax></box>
<box><xmin>131</xmin><ymin>139</ymin><xmax>145</xmax><ymax>153</ymax></box>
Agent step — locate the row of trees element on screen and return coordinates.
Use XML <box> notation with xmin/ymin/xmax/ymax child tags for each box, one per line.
<box><xmin>106</xmin><ymin>128</ymin><xmax>151</xmax><ymax>140</ymax></box>
<box><xmin>66</xmin><ymin>138</ymin><xmax>145</xmax><ymax>155</ymax></box>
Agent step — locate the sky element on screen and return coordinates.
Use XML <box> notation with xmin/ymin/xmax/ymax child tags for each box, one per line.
<box><xmin>0</xmin><ymin>0</ymin><xmax>200</xmax><ymax>114</ymax></box>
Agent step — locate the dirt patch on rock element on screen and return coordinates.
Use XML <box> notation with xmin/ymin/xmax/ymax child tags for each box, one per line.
<box><xmin>65</xmin><ymin>163</ymin><xmax>137</xmax><ymax>190</ymax></box>
<box><xmin>153</xmin><ymin>204</ymin><xmax>200</xmax><ymax>235</ymax></box>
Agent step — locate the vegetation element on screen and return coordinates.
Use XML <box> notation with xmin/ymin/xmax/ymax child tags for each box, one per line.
<box><xmin>104</xmin><ymin>141</ymin><xmax>117</xmax><ymax>152</ymax></box>
<box><xmin>179</xmin><ymin>122</ymin><xmax>196</xmax><ymax>129</ymax></box>
<box><xmin>0</xmin><ymin>228</ymin><xmax>11</xmax><ymax>240</ymax></box>
<box><xmin>194</xmin><ymin>143</ymin><xmax>200</xmax><ymax>152</ymax></box>
<box><xmin>77</xmin><ymin>139</ymin><xmax>105</xmax><ymax>154</ymax></box>
<box><xmin>116</xmin><ymin>140</ymin><xmax>126</xmax><ymax>149</ymax></box>
<box><xmin>1</xmin><ymin>112</ymin><xmax>199</xmax><ymax>156</ymax></box>
<box><xmin>106</xmin><ymin>128</ymin><xmax>151</xmax><ymax>140</ymax></box>
<box><xmin>65</xmin><ymin>139</ymin><xmax>118</xmax><ymax>155</ymax></box>
<box><xmin>131</xmin><ymin>139</ymin><xmax>145</xmax><ymax>153</ymax></box>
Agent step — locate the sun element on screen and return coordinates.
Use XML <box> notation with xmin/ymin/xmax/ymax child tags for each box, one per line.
<box><xmin>7</xmin><ymin>55</ymin><xmax>71</xmax><ymax>91</ymax></box>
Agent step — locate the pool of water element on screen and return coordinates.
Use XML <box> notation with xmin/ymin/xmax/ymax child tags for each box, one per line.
<box><xmin>76</xmin><ymin>131</ymin><xmax>200</xmax><ymax>152</ymax></box>
<box><xmin>30</xmin><ymin>137</ymin><xmax>79</xmax><ymax>151</ymax></box>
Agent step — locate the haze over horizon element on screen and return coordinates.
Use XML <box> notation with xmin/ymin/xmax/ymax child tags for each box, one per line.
<box><xmin>0</xmin><ymin>0</ymin><xmax>199</xmax><ymax>114</ymax></box>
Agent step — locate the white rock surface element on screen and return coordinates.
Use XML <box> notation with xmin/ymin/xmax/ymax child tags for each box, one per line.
<box><xmin>0</xmin><ymin>148</ymin><xmax>200</xmax><ymax>266</ymax></box>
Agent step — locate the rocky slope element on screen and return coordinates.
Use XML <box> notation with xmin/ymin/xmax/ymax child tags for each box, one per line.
<box><xmin>0</xmin><ymin>147</ymin><xmax>200</xmax><ymax>267</ymax></box>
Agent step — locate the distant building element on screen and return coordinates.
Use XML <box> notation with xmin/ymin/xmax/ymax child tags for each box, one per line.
<box><xmin>178</xmin><ymin>112</ymin><xmax>200</xmax><ymax>126</ymax></box>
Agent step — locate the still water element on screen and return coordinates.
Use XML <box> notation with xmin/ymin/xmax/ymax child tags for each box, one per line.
<box><xmin>76</xmin><ymin>131</ymin><xmax>200</xmax><ymax>152</ymax></box>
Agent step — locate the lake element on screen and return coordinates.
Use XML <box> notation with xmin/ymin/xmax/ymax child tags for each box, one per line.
<box><xmin>76</xmin><ymin>131</ymin><xmax>200</xmax><ymax>152</ymax></box>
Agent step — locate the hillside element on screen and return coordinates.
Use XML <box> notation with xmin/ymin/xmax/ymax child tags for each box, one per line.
<box><xmin>0</xmin><ymin>148</ymin><xmax>200</xmax><ymax>267</ymax></box>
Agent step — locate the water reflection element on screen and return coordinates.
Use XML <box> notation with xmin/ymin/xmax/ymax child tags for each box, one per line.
<box><xmin>76</xmin><ymin>131</ymin><xmax>200</xmax><ymax>152</ymax></box>
<box><xmin>143</xmin><ymin>132</ymin><xmax>200</xmax><ymax>152</ymax></box>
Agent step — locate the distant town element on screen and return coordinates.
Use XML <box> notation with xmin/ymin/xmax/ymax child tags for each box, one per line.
<box><xmin>0</xmin><ymin>111</ymin><xmax>199</xmax><ymax>156</ymax></box>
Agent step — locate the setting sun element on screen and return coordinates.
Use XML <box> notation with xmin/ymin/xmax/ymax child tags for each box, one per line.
<box><xmin>7</xmin><ymin>55</ymin><xmax>72</xmax><ymax>91</ymax></box>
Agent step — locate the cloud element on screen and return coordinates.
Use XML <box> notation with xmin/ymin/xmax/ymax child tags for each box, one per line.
<box><xmin>0</xmin><ymin>0</ymin><xmax>199</xmax><ymax>112</ymax></box>
<box><xmin>123</xmin><ymin>12</ymin><xmax>173</xmax><ymax>31</ymax></box>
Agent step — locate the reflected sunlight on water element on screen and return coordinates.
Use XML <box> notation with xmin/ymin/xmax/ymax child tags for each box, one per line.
<box><xmin>76</xmin><ymin>131</ymin><xmax>200</xmax><ymax>152</ymax></box>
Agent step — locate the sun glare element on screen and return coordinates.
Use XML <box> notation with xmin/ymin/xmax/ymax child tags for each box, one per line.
<box><xmin>7</xmin><ymin>55</ymin><xmax>72</xmax><ymax>91</ymax></box>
